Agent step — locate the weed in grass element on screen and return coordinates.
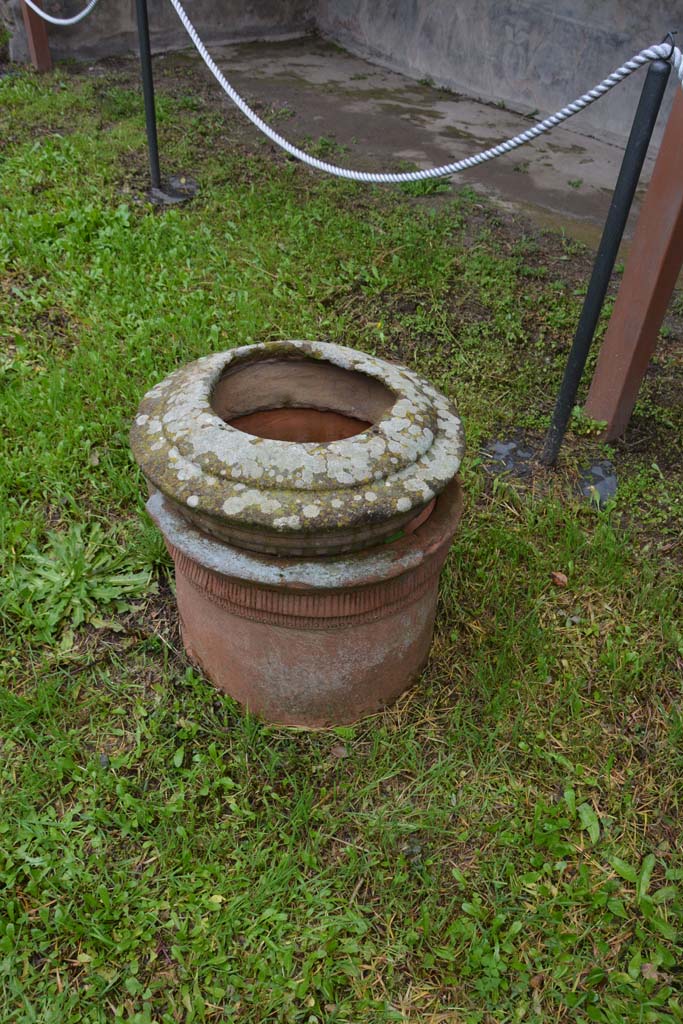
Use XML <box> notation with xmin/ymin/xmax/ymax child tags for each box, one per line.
<box><xmin>301</xmin><ymin>134</ymin><xmax>349</xmax><ymax>159</ymax></box>
<box><xmin>400</xmin><ymin>177</ymin><xmax>452</xmax><ymax>197</ymax></box>
<box><xmin>2</xmin><ymin>523</ymin><xmax>154</xmax><ymax>644</ymax></box>
<box><xmin>570</xmin><ymin>405</ymin><xmax>608</xmax><ymax>436</ymax></box>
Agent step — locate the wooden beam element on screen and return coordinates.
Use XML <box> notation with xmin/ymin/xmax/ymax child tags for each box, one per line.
<box><xmin>584</xmin><ymin>88</ymin><xmax>683</xmax><ymax>440</ymax></box>
<box><xmin>20</xmin><ymin>0</ymin><xmax>52</xmax><ymax>72</ymax></box>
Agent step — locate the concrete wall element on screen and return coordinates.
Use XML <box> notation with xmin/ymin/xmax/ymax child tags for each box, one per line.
<box><xmin>3</xmin><ymin>0</ymin><xmax>680</xmax><ymax>141</ymax></box>
<box><xmin>316</xmin><ymin>0</ymin><xmax>680</xmax><ymax>142</ymax></box>
<box><xmin>5</xmin><ymin>0</ymin><xmax>314</xmax><ymax>63</ymax></box>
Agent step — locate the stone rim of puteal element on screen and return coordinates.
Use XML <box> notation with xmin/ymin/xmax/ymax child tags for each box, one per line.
<box><xmin>130</xmin><ymin>340</ymin><xmax>465</xmax><ymax>555</ymax></box>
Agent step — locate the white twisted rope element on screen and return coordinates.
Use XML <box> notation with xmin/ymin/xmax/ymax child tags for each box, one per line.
<box><xmin>20</xmin><ymin>0</ymin><xmax>99</xmax><ymax>27</ymax></box>
<box><xmin>21</xmin><ymin>0</ymin><xmax>682</xmax><ymax>184</ymax></box>
<box><xmin>169</xmin><ymin>0</ymin><xmax>682</xmax><ymax>184</ymax></box>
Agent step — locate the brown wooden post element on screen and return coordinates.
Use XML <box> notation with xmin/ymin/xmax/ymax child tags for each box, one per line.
<box><xmin>20</xmin><ymin>0</ymin><xmax>52</xmax><ymax>72</ymax></box>
<box><xmin>584</xmin><ymin>88</ymin><xmax>683</xmax><ymax>440</ymax></box>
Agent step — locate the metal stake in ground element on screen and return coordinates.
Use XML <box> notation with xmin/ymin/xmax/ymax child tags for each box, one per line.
<box><xmin>134</xmin><ymin>0</ymin><xmax>197</xmax><ymax>205</ymax></box>
<box><xmin>540</xmin><ymin>58</ymin><xmax>671</xmax><ymax>466</ymax></box>
<box><xmin>19</xmin><ymin>0</ymin><xmax>52</xmax><ymax>72</ymax></box>
<box><xmin>584</xmin><ymin>88</ymin><xmax>683</xmax><ymax>439</ymax></box>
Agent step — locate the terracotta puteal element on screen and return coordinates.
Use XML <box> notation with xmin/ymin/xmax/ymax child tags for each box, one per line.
<box><xmin>131</xmin><ymin>340</ymin><xmax>465</xmax><ymax>727</ymax></box>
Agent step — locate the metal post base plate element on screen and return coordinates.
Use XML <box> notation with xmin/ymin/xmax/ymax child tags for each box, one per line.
<box><xmin>483</xmin><ymin>433</ymin><xmax>618</xmax><ymax>506</ymax></box>
<box><xmin>149</xmin><ymin>174</ymin><xmax>199</xmax><ymax>206</ymax></box>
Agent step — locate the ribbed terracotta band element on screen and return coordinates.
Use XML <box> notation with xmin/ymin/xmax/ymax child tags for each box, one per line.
<box><xmin>168</xmin><ymin>541</ymin><xmax>444</xmax><ymax>630</ymax></box>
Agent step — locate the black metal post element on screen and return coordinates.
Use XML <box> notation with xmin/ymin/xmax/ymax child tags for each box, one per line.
<box><xmin>135</xmin><ymin>0</ymin><xmax>162</xmax><ymax>191</ymax></box>
<box><xmin>540</xmin><ymin>58</ymin><xmax>671</xmax><ymax>466</ymax></box>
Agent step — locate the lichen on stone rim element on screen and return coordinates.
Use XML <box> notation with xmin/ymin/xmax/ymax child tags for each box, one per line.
<box><xmin>130</xmin><ymin>340</ymin><xmax>465</xmax><ymax>542</ymax></box>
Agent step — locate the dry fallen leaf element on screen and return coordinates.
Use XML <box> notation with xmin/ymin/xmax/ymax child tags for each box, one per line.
<box><xmin>550</xmin><ymin>571</ymin><xmax>568</xmax><ymax>587</ymax></box>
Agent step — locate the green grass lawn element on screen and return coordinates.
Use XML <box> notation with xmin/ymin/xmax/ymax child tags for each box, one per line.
<box><xmin>1</xmin><ymin>59</ymin><xmax>682</xmax><ymax>1024</ymax></box>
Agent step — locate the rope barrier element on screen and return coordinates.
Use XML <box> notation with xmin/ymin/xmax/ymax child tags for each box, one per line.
<box><xmin>168</xmin><ymin>0</ymin><xmax>683</xmax><ymax>184</ymax></box>
<box><xmin>21</xmin><ymin>0</ymin><xmax>99</xmax><ymax>27</ymax></box>
<box><xmin>20</xmin><ymin>0</ymin><xmax>683</xmax><ymax>185</ymax></box>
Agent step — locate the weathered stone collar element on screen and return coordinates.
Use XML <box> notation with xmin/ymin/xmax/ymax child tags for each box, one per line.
<box><xmin>131</xmin><ymin>340</ymin><xmax>464</xmax><ymax>554</ymax></box>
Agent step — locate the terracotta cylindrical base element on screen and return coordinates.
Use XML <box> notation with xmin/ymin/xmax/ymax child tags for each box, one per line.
<box><xmin>176</xmin><ymin>570</ymin><xmax>439</xmax><ymax>728</ymax></box>
<box><xmin>149</xmin><ymin>479</ymin><xmax>463</xmax><ymax>728</ymax></box>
